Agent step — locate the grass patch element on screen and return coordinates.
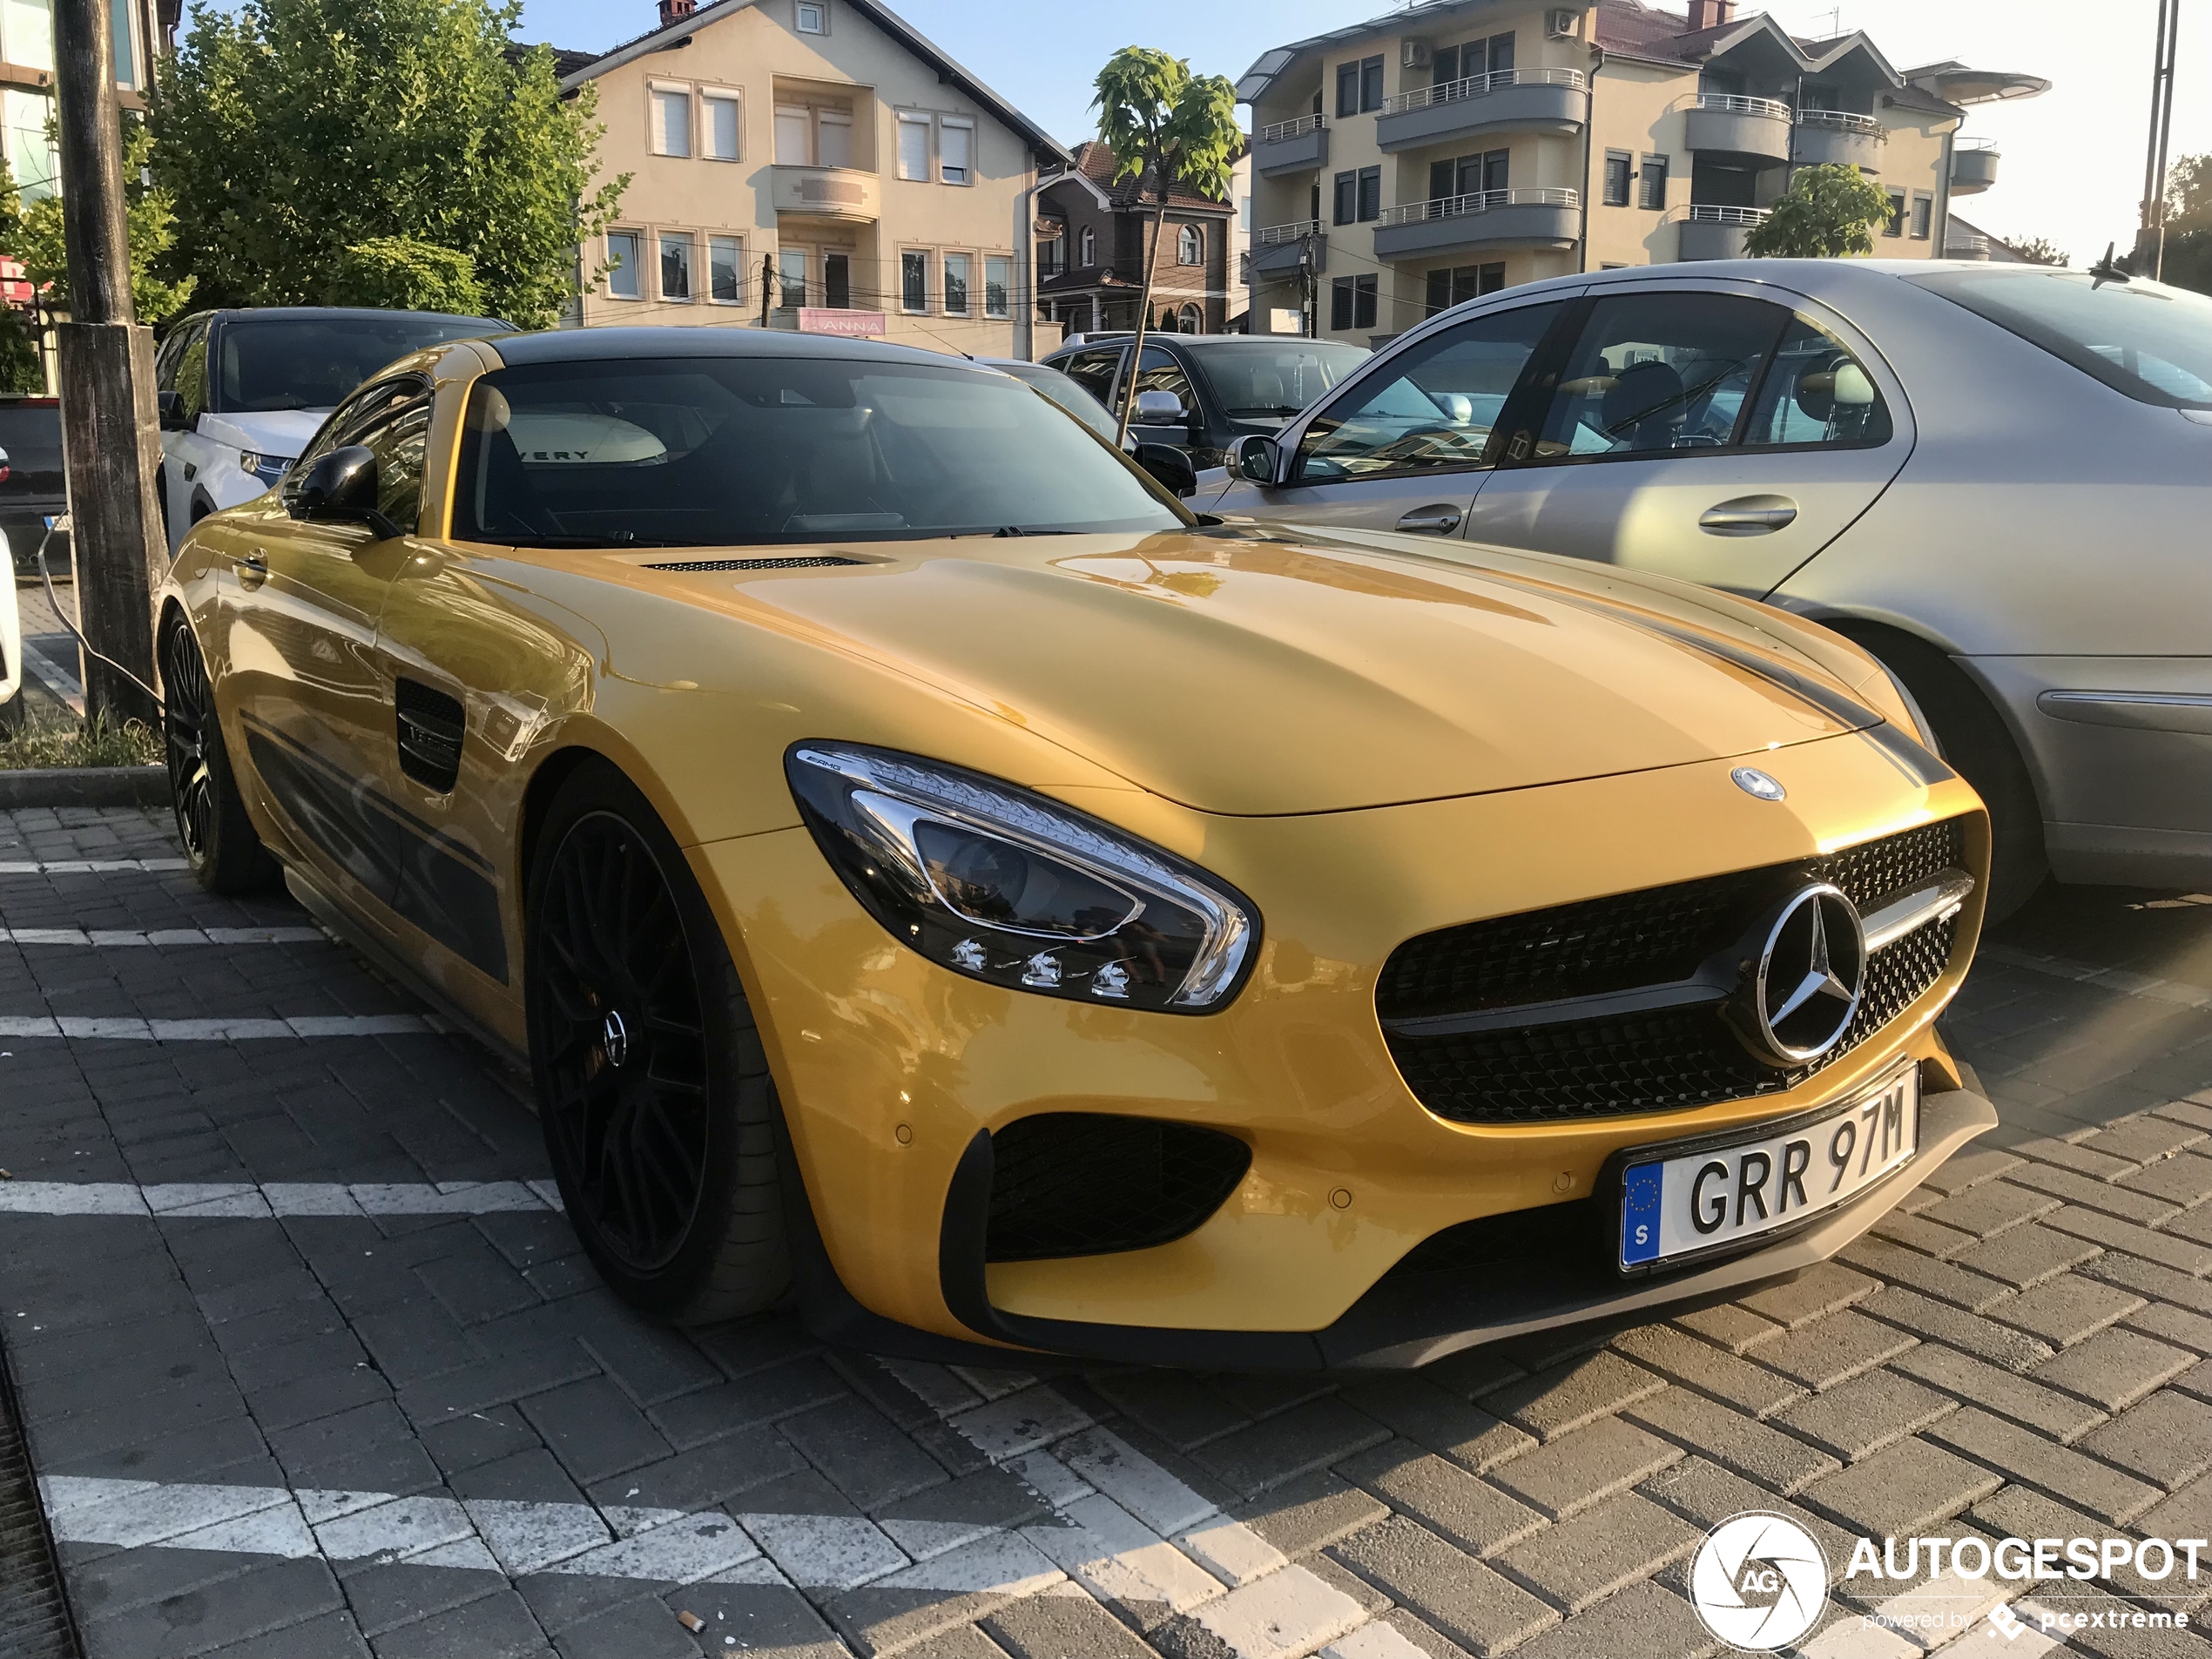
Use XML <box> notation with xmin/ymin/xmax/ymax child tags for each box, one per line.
<box><xmin>0</xmin><ymin>708</ymin><xmax>164</xmax><ymax>770</ymax></box>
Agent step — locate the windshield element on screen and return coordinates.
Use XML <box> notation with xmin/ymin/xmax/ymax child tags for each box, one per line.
<box><xmin>991</xmin><ymin>361</ymin><xmax>1123</xmax><ymax>442</ymax></box>
<box><xmin>452</xmin><ymin>355</ymin><xmax>1188</xmax><ymax>547</ymax></box>
<box><xmin>1911</xmin><ymin>269</ymin><xmax>2212</xmax><ymax>409</ymax></box>
<box><xmin>218</xmin><ymin>315</ymin><xmax>507</xmax><ymax>414</ymax></box>
<box><xmin>1180</xmin><ymin>340</ymin><xmax>1371</xmax><ymax>417</ymax></box>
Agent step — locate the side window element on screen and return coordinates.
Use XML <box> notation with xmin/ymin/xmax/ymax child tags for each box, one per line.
<box><xmin>1057</xmin><ymin>348</ymin><xmax>1125</xmax><ymax>408</ymax></box>
<box><xmin>1294</xmin><ymin>300</ymin><xmax>1564</xmax><ymax>482</ymax></box>
<box><xmin>285</xmin><ymin>378</ymin><xmax>427</xmax><ymax>505</ymax></box>
<box><xmin>175</xmin><ymin>327</ymin><xmax>210</xmax><ymax>424</ymax></box>
<box><xmin>1741</xmin><ymin>316</ymin><xmax>1892</xmax><ymax>448</ymax></box>
<box><xmin>1531</xmin><ymin>292</ymin><xmax>1786</xmax><ymax>461</ymax></box>
<box><xmin>361</xmin><ymin>399</ymin><xmax>433</xmax><ymax>533</ymax></box>
<box><xmin>1130</xmin><ymin>346</ymin><xmax>1195</xmax><ymax>414</ymax></box>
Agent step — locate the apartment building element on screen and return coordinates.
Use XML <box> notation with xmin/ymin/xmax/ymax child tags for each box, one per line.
<box><xmin>1034</xmin><ymin>141</ymin><xmax>1238</xmax><ymax>336</ymax></box>
<box><xmin>1238</xmin><ymin>0</ymin><xmax>2046</xmax><ymax>343</ymax></box>
<box><xmin>0</xmin><ymin>0</ymin><xmax>165</xmax><ymax>203</ymax></box>
<box><xmin>558</xmin><ymin>0</ymin><xmax>1066</xmax><ymax>354</ymax></box>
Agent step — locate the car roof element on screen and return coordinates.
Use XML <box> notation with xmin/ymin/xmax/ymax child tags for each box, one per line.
<box><xmin>490</xmin><ymin>327</ymin><xmax>991</xmax><ymax>369</ymax></box>
<box><xmin>199</xmin><ymin>306</ymin><xmax>513</xmax><ymax>328</ymax></box>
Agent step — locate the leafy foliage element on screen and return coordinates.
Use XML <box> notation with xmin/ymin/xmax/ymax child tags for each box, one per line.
<box><xmin>0</xmin><ymin>707</ymin><xmax>163</xmax><ymax>770</ymax></box>
<box><xmin>2005</xmin><ymin>235</ymin><xmax>2067</xmax><ymax>266</ymax></box>
<box><xmin>1743</xmin><ymin>164</ymin><xmax>1893</xmax><ymax>260</ymax></box>
<box><xmin>16</xmin><ymin>117</ymin><xmax>197</xmax><ymax>327</ymax></box>
<box><xmin>152</xmin><ymin>0</ymin><xmax>625</xmax><ymax>327</ymax></box>
<box><xmin>324</xmin><ymin>236</ymin><xmax>486</xmax><ymax>314</ymax></box>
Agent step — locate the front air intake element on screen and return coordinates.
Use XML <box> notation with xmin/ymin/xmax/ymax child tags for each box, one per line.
<box><xmin>985</xmin><ymin>1114</ymin><xmax>1251</xmax><ymax>1261</ymax></box>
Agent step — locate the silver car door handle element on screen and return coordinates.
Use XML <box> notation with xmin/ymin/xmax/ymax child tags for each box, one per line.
<box><xmin>1699</xmin><ymin>496</ymin><xmax>1798</xmax><ymax>535</ymax></box>
<box><xmin>1396</xmin><ymin>505</ymin><xmax>1463</xmax><ymax>535</ymax></box>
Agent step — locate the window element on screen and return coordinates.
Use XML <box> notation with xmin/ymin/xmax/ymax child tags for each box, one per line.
<box><xmin>1531</xmin><ymin>291</ymin><xmax>1787</xmax><ymax>460</ymax></box>
<box><xmin>660</xmin><ymin>233</ymin><xmax>694</xmax><ymax>300</ymax></box>
<box><xmin>1295</xmin><ymin>300</ymin><xmax>1565</xmax><ymax>481</ymax></box>
<box><xmin>1177</xmin><ymin>303</ymin><xmax>1203</xmax><ymax>334</ymax></box>
<box><xmin>1177</xmin><ymin>224</ymin><xmax>1204</xmax><ymax>266</ymax></box>
<box><xmin>1884</xmin><ymin>189</ymin><xmax>1905</xmax><ymax>237</ymax></box>
<box><xmin>779</xmin><ymin>248</ymin><xmax>807</xmax><ymax>309</ymax></box>
<box><xmin>1078</xmin><ymin>226</ymin><xmax>1096</xmax><ymax>267</ymax></box>
<box><xmin>901</xmin><ymin>249</ymin><xmax>928</xmax><ymax>312</ymax></box>
<box><xmin>775</xmin><ymin>107</ymin><xmax>810</xmax><ymax>165</ymax></box>
<box><xmin>4</xmin><ymin>0</ymin><xmax>54</xmax><ymax>76</ymax></box>
<box><xmin>1910</xmin><ymin>266</ymin><xmax>2212</xmax><ymax>409</ymax></box>
<box><xmin>1639</xmin><ymin>155</ymin><xmax>1668</xmax><ymax>211</ymax></box>
<box><xmin>607</xmin><ymin>231</ymin><xmax>642</xmax><ymax>300</ymax></box>
<box><xmin>702</xmin><ymin>92</ymin><xmax>740</xmax><ymax>160</ymax></box>
<box><xmin>1485</xmin><ymin>31</ymin><xmax>1514</xmax><ymax>74</ymax></box>
<box><xmin>111</xmin><ymin>0</ymin><xmax>133</xmax><ymax>87</ymax></box>
<box><xmin>795</xmin><ymin>0</ymin><xmax>825</xmax><ymax>31</ymax></box>
<box><xmin>1911</xmin><ymin>192</ymin><xmax>1932</xmax><ymax>239</ymax></box>
<box><xmin>985</xmin><ymin>256</ymin><xmax>1009</xmax><ymax>319</ymax></box>
<box><xmin>943</xmin><ymin>253</ymin><xmax>971</xmax><ymax>316</ymax></box>
<box><xmin>898</xmin><ymin>113</ymin><xmax>929</xmax><ymax>181</ymax></box>
<box><xmin>1602</xmin><ymin>152</ymin><xmax>1632</xmax><ymax>207</ymax></box>
<box><xmin>1433</xmin><ymin>43</ymin><xmax>1460</xmax><ymax>84</ymax></box>
<box><xmin>1424</xmin><ymin>263</ymin><xmax>1505</xmax><ymax>315</ymax></box>
<box><xmin>362</xmin><ymin>396</ymin><xmax>432</xmax><ymax>533</ymax></box>
<box><xmin>1357</xmin><ymin>165</ymin><xmax>1381</xmax><ymax>223</ymax></box>
<box><xmin>709</xmin><ymin>237</ymin><xmax>743</xmax><ymax>303</ymax></box>
<box><xmin>651</xmin><ymin>86</ymin><xmax>691</xmax><ymax>158</ymax></box>
<box><xmin>1336</xmin><ymin>61</ymin><xmax>1359</xmax><ymax>118</ymax></box>
<box><xmin>1332</xmin><ymin>170</ymin><xmax>1356</xmax><ymax>226</ymax></box>
<box><xmin>1130</xmin><ymin>345</ymin><xmax>1196</xmax><ymax>412</ymax></box>
<box><xmin>824</xmin><ymin>252</ymin><xmax>850</xmax><ymax>308</ymax></box>
<box><xmin>1361</xmin><ymin>55</ymin><xmax>1385</xmax><ymax>111</ymax></box>
<box><xmin>1058</xmin><ymin>347</ymin><xmax>1124</xmax><ymax>408</ymax></box>
<box><xmin>817</xmin><ymin>111</ymin><xmax>852</xmax><ymax>169</ymax></box>
<box><xmin>940</xmin><ymin>119</ymin><xmax>973</xmax><ymax>185</ymax></box>
<box><xmin>1329</xmin><ymin>274</ymin><xmax>1376</xmax><ymax>332</ymax></box>
<box><xmin>1239</xmin><ymin>196</ymin><xmax>1251</xmax><ymax>233</ymax></box>
<box><xmin>1740</xmin><ymin>316</ymin><xmax>1892</xmax><ymax>448</ymax></box>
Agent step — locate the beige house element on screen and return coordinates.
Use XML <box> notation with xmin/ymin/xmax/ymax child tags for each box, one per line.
<box><xmin>1238</xmin><ymin>0</ymin><xmax>2045</xmax><ymax>343</ymax></box>
<box><xmin>557</xmin><ymin>0</ymin><xmax>1067</xmax><ymax>356</ymax></box>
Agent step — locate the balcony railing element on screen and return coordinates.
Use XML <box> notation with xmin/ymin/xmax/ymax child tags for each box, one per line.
<box><xmin>1379</xmin><ymin>67</ymin><xmax>1585</xmax><ymax>117</ymax></box>
<box><xmin>1683</xmin><ymin>204</ymin><xmax>1770</xmax><ymax>226</ymax></box>
<box><xmin>1375</xmin><ymin>186</ymin><xmax>1579</xmax><ymax>228</ymax></box>
<box><xmin>1255</xmin><ymin>219</ymin><xmax>1325</xmax><ymax>245</ymax></box>
<box><xmin>1947</xmin><ymin>233</ymin><xmax>1991</xmax><ymax>254</ymax></box>
<box><xmin>1797</xmin><ymin>107</ymin><xmax>1886</xmax><ymax>139</ymax></box>
<box><xmin>1258</xmin><ymin>112</ymin><xmax>1325</xmax><ymax>145</ymax></box>
<box><xmin>1683</xmin><ymin>92</ymin><xmax>1791</xmax><ymax>118</ymax></box>
<box><xmin>1955</xmin><ymin>136</ymin><xmax>1998</xmax><ymax>152</ymax></box>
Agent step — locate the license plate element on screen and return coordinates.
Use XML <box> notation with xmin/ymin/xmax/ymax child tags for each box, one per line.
<box><xmin>1619</xmin><ymin>1065</ymin><xmax>1920</xmax><ymax>1271</ymax></box>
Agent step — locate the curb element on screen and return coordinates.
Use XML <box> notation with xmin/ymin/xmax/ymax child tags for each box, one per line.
<box><xmin>0</xmin><ymin>767</ymin><xmax>169</xmax><ymax>809</ymax></box>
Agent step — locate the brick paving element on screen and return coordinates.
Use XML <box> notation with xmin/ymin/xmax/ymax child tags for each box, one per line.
<box><xmin>4</xmin><ymin>806</ymin><xmax>2212</xmax><ymax>1656</ymax></box>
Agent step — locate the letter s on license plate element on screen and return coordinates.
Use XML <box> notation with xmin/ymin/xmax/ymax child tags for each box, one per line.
<box><xmin>1619</xmin><ymin>1065</ymin><xmax>1919</xmax><ymax>1271</ymax></box>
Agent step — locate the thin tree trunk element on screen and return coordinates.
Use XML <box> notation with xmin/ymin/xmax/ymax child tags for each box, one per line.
<box><xmin>1116</xmin><ymin>192</ymin><xmax>1170</xmax><ymax>443</ymax></box>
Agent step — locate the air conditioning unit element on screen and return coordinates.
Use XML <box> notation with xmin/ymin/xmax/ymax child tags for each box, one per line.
<box><xmin>1401</xmin><ymin>38</ymin><xmax>1432</xmax><ymax>69</ymax></box>
<box><xmin>1546</xmin><ymin>8</ymin><xmax>1578</xmax><ymax>37</ymax></box>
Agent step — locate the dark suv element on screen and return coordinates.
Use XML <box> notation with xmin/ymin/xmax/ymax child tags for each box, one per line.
<box><xmin>0</xmin><ymin>396</ymin><xmax>65</xmax><ymax>577</ymax></box>
<box><xmin>1043</xmin><ymin>334</ymin><xmax>1371</xmax><ymax>467</ymax></box>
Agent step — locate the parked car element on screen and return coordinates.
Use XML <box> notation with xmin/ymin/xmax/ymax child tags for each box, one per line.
<box><xmin>969</xmin><ymin>355</ymin><xmax>1131</xmax><ymax>448</ymax></box>
<box><xmin>1205</xmin><ymin>260</ymin><xmax>2212</xmax><ymax>916</ymax></box>
<box><xmin>1044</xmin><ymin>333</ymin><xmax>1371</xmax><ymax>467</ymax></box>
<box><xmin>153</xmin><ymin>307</ymin><xmax>512</xmax><ymax>550</ymax></box>
<box><xmin>0</xmin><ymin>529</ymin><xmax>18</xmax><ymax>714</ymax></box>
<box><xmin>0</xmin><ymin>395</ymin><xmax>66</xmax><ymax>578</ymax></box>
<box><xmin>158</xmin><ymin>324</ymin><xmax>1992</xmax><ymax>1366</ymax></box>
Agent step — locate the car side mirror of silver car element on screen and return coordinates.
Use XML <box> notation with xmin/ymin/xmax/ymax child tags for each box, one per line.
<box><xmin>1234</xmin><ymin>434</ymin><xmax>1281</xmax><ymax>485</ymax></box>
<box><xmin>292</xmin><ymin>444</ymin><xmax>406</xmax><ymax>540</ymax></box>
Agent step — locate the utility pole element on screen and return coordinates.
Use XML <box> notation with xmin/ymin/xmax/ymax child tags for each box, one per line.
<box><xmin>54</xmin><ymin>0</ymin><xmax>165</xmax><ymax>725</ymax></box>
<box><xmin>2135</xmin><ymin>0</ymin><xmax>2181</xmax><ymax>278</ymax></box>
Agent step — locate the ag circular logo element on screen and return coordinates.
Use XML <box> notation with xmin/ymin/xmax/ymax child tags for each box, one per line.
<box><xmin>1689</xmin><ymin>1512</ymin><xmax>1829</xmax><ymax>1651</ymax></box>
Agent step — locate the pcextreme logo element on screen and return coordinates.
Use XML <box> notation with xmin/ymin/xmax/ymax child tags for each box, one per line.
<box><xmin>1690</xmin><ymin>1512</ymin><xmax>1830</xmax><ymax>1651</ymax></box>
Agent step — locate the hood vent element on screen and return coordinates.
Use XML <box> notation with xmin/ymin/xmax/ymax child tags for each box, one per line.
<box><xmin>643</xmin><ymin>556</ymin><xmax>865</xmax><ymax>572</ymax></box>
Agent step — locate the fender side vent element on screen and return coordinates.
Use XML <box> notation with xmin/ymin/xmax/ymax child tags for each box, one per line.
<box><xmin>642</xmin><ymin>556</ymin><xmax>864</xmax><ymax>572</ymax></box>
<box><xmin>986</xmin><ymin>1114</ymin><xmax>1251</xmax><ymax>1262</ymax></box>
<box><xmin>395</xmin><ymin>678</ymin><xmax>465</xmax><ymax>794</ymax></box>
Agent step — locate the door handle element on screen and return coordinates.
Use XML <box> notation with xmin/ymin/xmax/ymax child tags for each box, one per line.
<box><xmin>1699</xmin><ymin>495</ymin><xmax>1798</xmax><ymax>535</ymax></box>
<box><xmin>236</xmin><ymin>550</ymin><xmax>268</xmax><ymax>590</ymax></box>
<box><xmin>1395</xmin><ymin>504</ymin><xmax>1463</xmax><ymax>535</ymax></box>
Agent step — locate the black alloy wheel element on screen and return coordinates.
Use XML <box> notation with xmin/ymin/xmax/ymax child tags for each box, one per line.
<box><xmin>527</xmin><ymin>763</ymin><xmax>791</xmax><ymax>1322</ymax></box>
<box><xmin>158</xmin><ymin>610</ymin><xmax>281</xmax><ymax>894</ymax></box>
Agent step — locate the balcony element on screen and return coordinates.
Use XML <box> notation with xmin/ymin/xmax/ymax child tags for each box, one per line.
<box><xmin>1252</xmin><ymin>113</ymin><xmax>1328</xmax><ymax>179</ymax></box>
<box><xmin>770</xmin><ymin>165</ymin><xmax>879</xmax><ymax>222</ymax></box>
<box><xmin>1793</xmin><ymin>108</ymin><xmax>1885</xmax><ymax>169</ymax></box>
<box><xmin>1372</xmin><ymin>187</ymin><xmax>1579</xmax><ymax>261</ymax></box>
<box><xmin>1676</xmin><ymin>204</ymin><xmax>1768</xmax><ymax>261</ymax></box>
<box><xmin>1251</xmin><ymin>219</ymin><xmax>1325</xmax><ymax>276</ymax></box>
<box><xmin>1681</xmin><ymin>93</ymin><xmax>1792</xmax><ymax>165</ymax></box>
<box><xmin>1952</xmin><ymin>138</ymin><xmax>2000</xmax><ymax>195</ymax></box>
<box><xmin>1375</xmin><ymin>69</ymin><xmax>1588</xmax><ymax>152</ymax></box>
<box><xmin>1946</xmin><ymin>232</ymin><xmax>1992</xmax><ymax>261</ymax></box>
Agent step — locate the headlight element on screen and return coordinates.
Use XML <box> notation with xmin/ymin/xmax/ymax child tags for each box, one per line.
<box><xmin>239</xmin><ymin>451</ymin><xmax>291</xmax><ymax>488</ymax></box>
<box><xmin>787</xmin><ymin>743</ymin><xmax>1259</xmax><ymax>1013</ymax></box>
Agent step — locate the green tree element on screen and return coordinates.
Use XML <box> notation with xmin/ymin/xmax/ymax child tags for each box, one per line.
<box><xmin>152</xmin><ymin>0</ymin><xmax>624</xmax><ymax>328</ymax></box>
<box><xmin>1090</xmin><ymin>47</ymin><xmax>1240</xmax><ymax>439</ymax></box>
<box><xmin>15</xmin><ymin>116</ymin><xmax>197</xmax><ymax>327</ymax></box>
<box><xmin>1743</xmin><ymin>164</ymin><xmax>1893</xmax><ymax>260</ymax></box>
<box><xmin>2005</xmin><ymin>235</ymin><xmax>2067</xmax><ymax>266</ymax></box>
<box><xmin>0</xmin><ymin>152</ymin><xmax>37</xmax><ymax>393</ymax></box>
<box><xmin>325</xmin><ymin>236</ymin><xmax>486</xmax><ymax>313</ymax></box>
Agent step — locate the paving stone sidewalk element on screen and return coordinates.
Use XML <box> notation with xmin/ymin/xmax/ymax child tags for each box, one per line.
<box><xmin>6</xmin><ymin>806</ymin><xmax>2212</xmax><ymax>1659</ymax></box>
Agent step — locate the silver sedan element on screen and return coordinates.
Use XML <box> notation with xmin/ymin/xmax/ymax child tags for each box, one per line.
<box><xmin>1204</xmin><ymin>260</ymin><xmax>2212</xmax><ymax>916</ymax></box>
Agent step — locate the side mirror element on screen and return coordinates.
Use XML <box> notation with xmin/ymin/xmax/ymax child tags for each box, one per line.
<box><xmin>1133</xmin><ymin>388</ymin><xmax>1187</xmax><ymax>424</ymax></box>
<box><xmin>158</xmin><ymin>389</ymin><xmax>189</xmax><ymax>431</ymax></box>
<box><xmin>1234</xmin><ymin>434</ymin><xmax>1281</xmax><ymax>485</ymax></box>
<box><xmin>291</xmin><ymin>444</ymin><xmax>405</xmax><ymax>538</ymax></box>
<box><xmin>1134</xmin><ymin>442</ymin><xmax>1197</xmax><ymax>498</ymax></box>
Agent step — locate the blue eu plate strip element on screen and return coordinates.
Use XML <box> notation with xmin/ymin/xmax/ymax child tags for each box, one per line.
<box><xmin>1621</xmin><ymin>1162</ymin><xmax>1663</xmax><ymax>1265</ymax></box>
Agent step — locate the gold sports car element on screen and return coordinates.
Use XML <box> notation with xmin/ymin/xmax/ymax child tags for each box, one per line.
<box><xmin>159</xmin><ymin>327</ymin><xmax>1994</xmax><ymax>1369</ymax></box>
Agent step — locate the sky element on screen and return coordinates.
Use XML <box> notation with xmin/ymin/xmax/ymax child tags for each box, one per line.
<box><xmin>510</xmin><ymin>0</ymin><xmax>2207</xmax><ymax>267</ymax></box>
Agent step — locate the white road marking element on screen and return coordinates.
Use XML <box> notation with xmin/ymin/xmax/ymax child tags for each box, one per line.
<box><xmin>0</xmin><ymin>1014</ymin><xmax>435</xmax><ymax>1040</ymax></box>
<box><xmin>0</xmin><ymin>1181</ymin><xmax>559</xmax><ymax>1217</ymax></box>
<box><xmin>0</xmin><ymin>926</ymin><xmax>325</xmax><ymax>947</ymax></box>
<box><xmin>738</xmin><ymin>1513</ymin><xmax>909</xmax><ymax>1592</ymax></box>
<box><xmin>1192</xmin><ymin>1568</ymin><xmax>1367</xmax><ymax>1659</ymax></box>
<box><xmin>1322</xmin><ymin>1623</ymin><xmax>1433</xmax><ymax>1659</ymax></box>
<box><xmin>0</xmin><ymin>859</ymin><xmax>190</xmax><ymax>873</ymax></box>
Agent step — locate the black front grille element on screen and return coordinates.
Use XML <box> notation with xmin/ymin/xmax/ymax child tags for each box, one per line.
<box><xmin>1381</xmin><ymin>819</ymin><xmax>1966</xmax><ymax>1125</ymax></box>
<box><xmin>985</xmin><ymin>1114</ymin><xmax>1251</xmax><ymax>1262</ymax></box>
<box><xmin>642</xmin><ymin>556</ymin><xmax>863</xmax><ymax>572</ymax></box>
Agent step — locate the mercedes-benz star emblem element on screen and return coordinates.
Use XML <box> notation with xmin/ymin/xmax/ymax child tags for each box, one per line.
<box><xmin>1732</xmin><ymin>766</ymin><xmax>1787</xmax><ymax>801</ymax></box>
<box><xmin>1747</xmin><ymin>884</ymin><xmax>1866</xmax><ymax>1063</ymax></box>
<box><xmin>601</xmin><ymin>1010</ymin><xmax>631</xmax><ymax>1069</ymax></box>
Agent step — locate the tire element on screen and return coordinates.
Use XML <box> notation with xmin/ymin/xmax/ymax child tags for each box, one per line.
<box><xmin>525</xmin><ymin>760</ymin><xmax>791</xmax><ymax>1325</ymax></box>
<box><xmin>158</xmin><ymin>610</ymin><xmax>283</xmax><ymax>895</ymax></box>
<box><xmin>1835</xmin><ymin>623</ymin><xmax>2048</xmax><ymax>922</ymax></box>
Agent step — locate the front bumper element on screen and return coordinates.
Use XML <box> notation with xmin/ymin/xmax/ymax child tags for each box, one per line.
<box><xmin>691</xmin><ymin>725</ymin><xmax>1987</xmax><ymax>1365</ymax></box>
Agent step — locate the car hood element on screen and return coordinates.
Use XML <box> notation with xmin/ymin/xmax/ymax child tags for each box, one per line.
<box><xmin>689</xmin><ymin>527</ymin><xmax>1883</xmax><ymax>817</ymax></box>
<box><xmin>198</xmin><ymin>409</ymin><xmax>327</xmax><ymax>458</ymax></box>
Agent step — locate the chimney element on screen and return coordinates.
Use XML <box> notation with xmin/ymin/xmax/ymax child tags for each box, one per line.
<box><xmin>658</xmin><ymin>0</ymin><xmax>694</xmax><ymax>25</ymax></box>
<box><xmin>1686</xmin><ymin>0</ymin><xmax>1736</xmax><ymax>28</ymax></box>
